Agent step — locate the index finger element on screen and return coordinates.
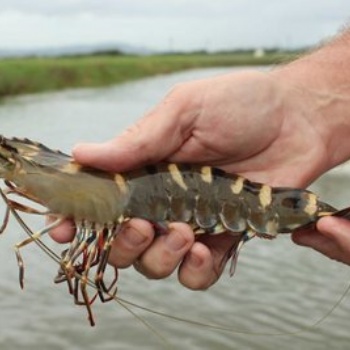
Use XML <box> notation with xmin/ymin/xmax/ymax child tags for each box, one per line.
<box><xmin>72</xmin><ymin>87</ymin><xmax>195</xmax><ymax>173</ymax></box>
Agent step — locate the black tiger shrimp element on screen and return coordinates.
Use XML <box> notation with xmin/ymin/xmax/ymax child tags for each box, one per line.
<box><xmin>0</xmin><ymin>135</ymin><xmax>349</xmax><ymax>327</ymax></box>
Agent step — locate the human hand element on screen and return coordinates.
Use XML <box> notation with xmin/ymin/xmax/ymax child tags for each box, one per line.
<box><xmin>292</xmin><ymin>216</ymin><xmax>350</xmax><ymax>265</ymax></box>
<box><xmin>49</xmin><ymin>69</ymin><xmax>342</xmax><ymax>289</ymax></box>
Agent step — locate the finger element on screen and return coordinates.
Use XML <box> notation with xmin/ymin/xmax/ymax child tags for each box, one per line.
<box><xmin>291</xmin><ymin>228</ymin><xmax>331</xmax><ymax>251</ymax></box>
<box><xmin>108</xmin><ymin>218</ymin><xmax>155</xmax><ymax>268</ymax></box>
<box><xmin>48</xmin><ymin>218</ymin><xmax>75</xmax><ymax>243</ymax></box>
<box><xmin>178</xmin><ymin>233</ymin><xmax>239</xmax><ymax>290</ymax></box>
<box><xmin>317</xmin><ymin>216</ymin><xmax>350</xmax><ymax>245</ymax></box>
<box><xmin>72</xmin><ymin>86</ymin><xmax>196</xmax><ymax>172</ymax></box>
<box><xmin>317</xmin><ymin>216</ymin><xmax>350</xmax><ymax>264</ymax></box>
<box><xmin>178</xmin><ymin>242</ymin><xmax>215</xmax><ymax>290</ymax></box>
<box><xmin>292</xmin><ymin>216</ymin><xmax>350</xmax><ymax>264</ymax></box>
<box><xmin>134</xmin><ymin>222</ymin><xmax>194</xmax><ymax>279</ymax></box>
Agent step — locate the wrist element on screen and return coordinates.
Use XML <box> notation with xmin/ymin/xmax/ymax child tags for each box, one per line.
<box><xmin>270</xmin><ymin>32</ymin><xmax>350</xmax><ymax>170</ymax></box>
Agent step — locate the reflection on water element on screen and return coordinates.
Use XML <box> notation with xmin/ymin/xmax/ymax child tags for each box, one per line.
<box><xmin>0</xmin><ymin>68</ymin><xmax>349</xmax><ymax>350</ymax></box>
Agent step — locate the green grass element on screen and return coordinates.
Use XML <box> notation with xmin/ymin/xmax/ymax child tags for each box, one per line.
<box><xmin>0</xmin><ymin>52</ymin><xmax>300</xmax><ymax>98</ymax></box>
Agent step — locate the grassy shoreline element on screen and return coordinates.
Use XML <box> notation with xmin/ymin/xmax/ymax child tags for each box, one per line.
<box><xmin>0</xmin><ymin>52</ymin><xmax>300</xmax><ymax>98</ymax></box>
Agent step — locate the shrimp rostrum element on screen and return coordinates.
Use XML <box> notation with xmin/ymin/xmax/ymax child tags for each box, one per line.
<box><xmin>0</xmin><ymin>135</ymin><xmax>349</xmax><ymax>325</ymax></box>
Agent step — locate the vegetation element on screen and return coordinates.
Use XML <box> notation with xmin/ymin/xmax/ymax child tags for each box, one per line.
<box><xmin>0</xmin><ymin>51</ymin><xmax>302</xmax><ymax>98</ymax></box>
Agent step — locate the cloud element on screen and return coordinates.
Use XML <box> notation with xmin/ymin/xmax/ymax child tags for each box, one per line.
<box><xmin>1</xmin><ymin>0</ymin><xmax>348</xmax><ymax>20</ymax></box>
<box><xmin>0</xmin><ymin>0</ymin><xmax>348</xmax><ymax>51</ymax></box>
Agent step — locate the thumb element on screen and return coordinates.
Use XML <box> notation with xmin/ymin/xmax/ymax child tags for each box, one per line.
<box><xmin>317</xmin><ymin>216</ymin><xmax>350</xmax><ymax>246</ymax></box>
<box><xmin>291</xmin><ymin>217</ymin><xmax>350</xmax><ymax>264</ymax></box>
<box><xmin>73</xmin><ymin>93</ymin><xmax>195</xmax><ymax>172</ymax></box>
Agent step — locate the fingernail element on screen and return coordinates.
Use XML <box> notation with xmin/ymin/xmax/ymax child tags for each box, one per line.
<box><xmin>123</xmin><ymin>227</ymin><xmax>148</xmax><ymax>246</ymax></box>
<box><xmin>165</xmin><ymin>231</ymin><xmax>188</xmax><ymax>251</ymax></box>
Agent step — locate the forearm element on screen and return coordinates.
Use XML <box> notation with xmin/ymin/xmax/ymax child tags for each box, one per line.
<box><xmin>271</xmin><ymin>29</ymin><xmax>350</xmax><ymax>170</ymax></box>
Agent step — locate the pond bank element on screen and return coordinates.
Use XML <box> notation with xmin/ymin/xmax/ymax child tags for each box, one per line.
<box><xmin>0</xmin><ymin>51</ymin><xmax>299</xmax><ymax>98</ymax></box>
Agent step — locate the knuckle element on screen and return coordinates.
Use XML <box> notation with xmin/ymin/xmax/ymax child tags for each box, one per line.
<box><xmin>166</xmin><ymin>82</ymin><xmax>187</xmax><ymax>98</ymax></box>
<box><xmin>140</xmin><ymin>252</ymin><xmax>178</xmax><ymax>279</ymax></box>
<box><xmin>163</xmin><ymin>82</ymin><xmax>193</xmax><ymax>107</ymax></box>
<box><xmin>107</xmin><ymin>245</ymin><xmax>133</xmax><ymax>269</ymax></box>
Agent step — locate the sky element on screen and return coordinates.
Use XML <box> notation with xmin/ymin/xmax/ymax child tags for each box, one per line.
<box><xmin>0</xmin><ymin>0</ymin><xmax>349</xmax><ymax>52</ymax></box>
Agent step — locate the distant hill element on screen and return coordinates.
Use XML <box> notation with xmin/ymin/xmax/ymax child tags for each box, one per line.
<box><xmin>0</xmin><ymin>42</ymin><xmax>152</xmax><ymax>58</ymax></box>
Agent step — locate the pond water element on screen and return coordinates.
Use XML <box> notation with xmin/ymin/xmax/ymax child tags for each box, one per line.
<box><xmin>0</xmin><ymin>67</ymin><xmax>349</xmax><ymax>350</ymax></box>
